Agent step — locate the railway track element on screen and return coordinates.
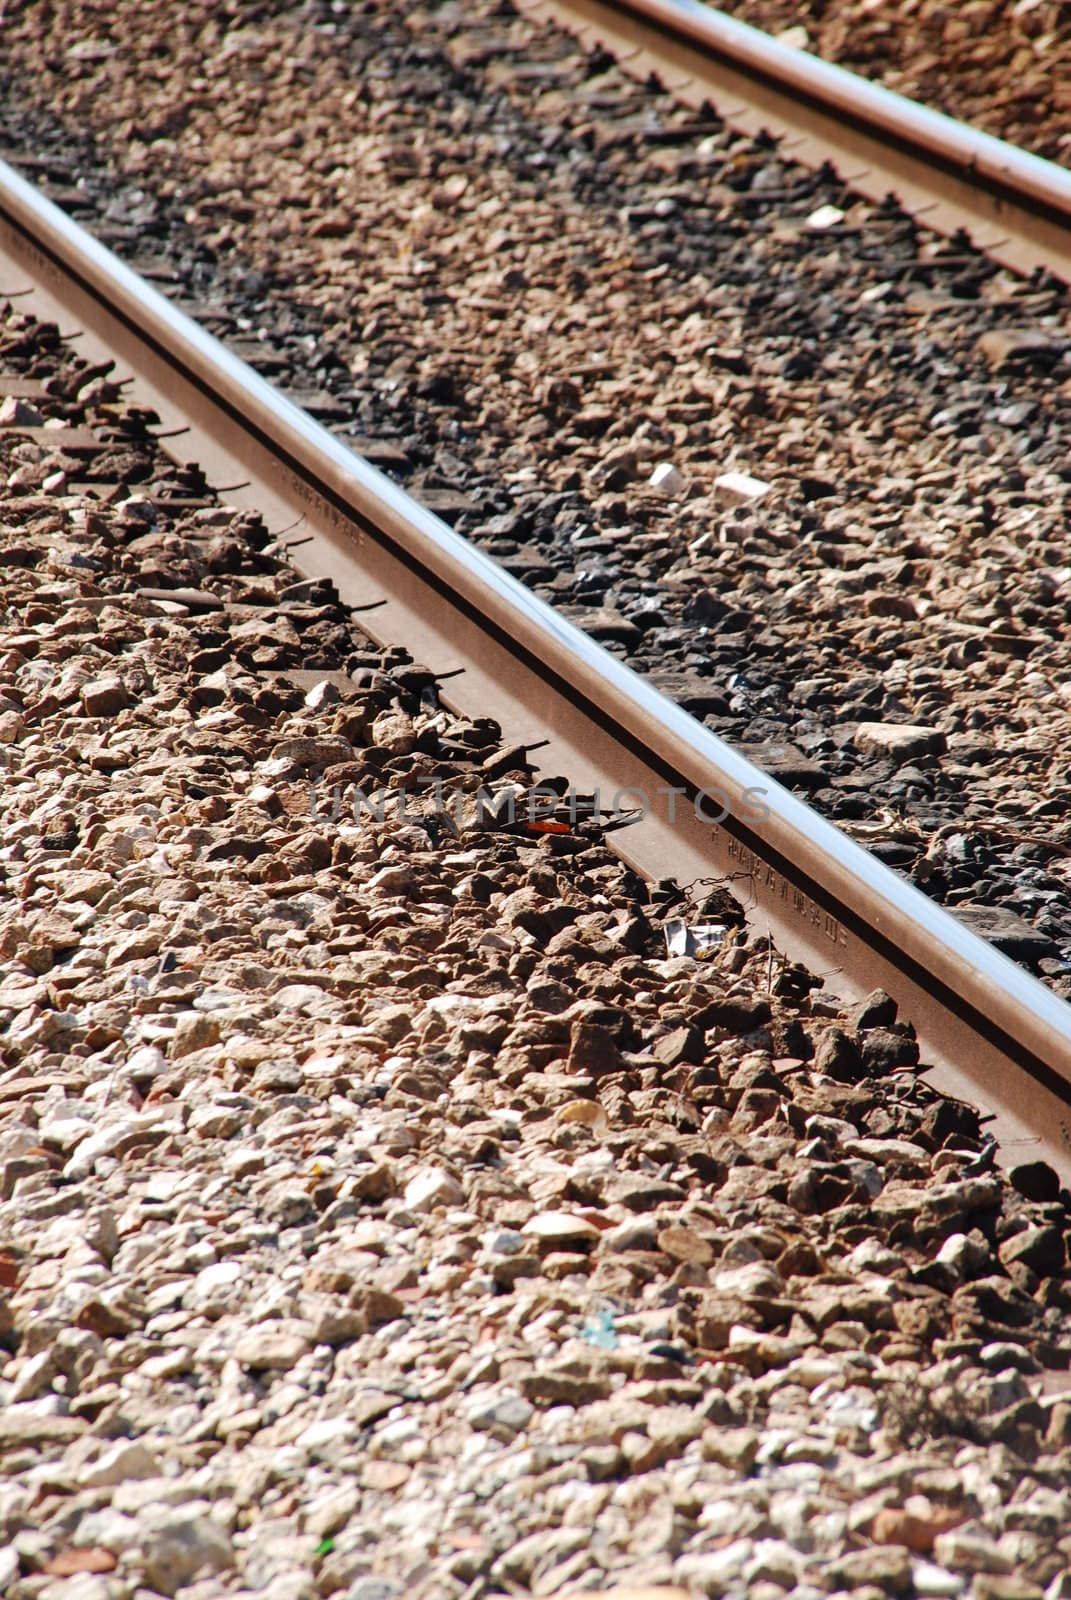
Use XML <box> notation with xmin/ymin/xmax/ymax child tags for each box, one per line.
<box><xmin>2</xmin><ymin>50</ymin><xmax>1070</xmax><ymax>1189</ymax></box>
<box><xmin>2</xmin><ymin>11</ymin><xmax>1071</xmax><ymax>1594</ymax></box>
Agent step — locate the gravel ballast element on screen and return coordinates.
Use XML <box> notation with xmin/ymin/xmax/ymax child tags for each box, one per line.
<box><xmin>2</xmin><ymin>293</ymin><xmax>1071</xmax><ymax>1600</ymax></box>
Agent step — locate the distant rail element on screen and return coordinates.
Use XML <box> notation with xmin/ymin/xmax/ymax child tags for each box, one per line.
<box><xmin>517</xmin><ymin>0</ymin><xmax>1071</xmax><ymax>284</ymax></box>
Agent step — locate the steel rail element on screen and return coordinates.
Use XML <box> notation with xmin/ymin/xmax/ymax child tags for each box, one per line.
<box><xmin>516</xmin><ymin>0</ymin><xmax>1071</xmax><ymax>285</ymax></box>
<box><xmin>2</xmin><ymin>158</ymin><xmax>1071</xmax><ymax>1179</ymax></box>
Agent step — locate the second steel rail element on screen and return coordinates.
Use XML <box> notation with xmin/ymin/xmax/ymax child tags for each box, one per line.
<box><xmin>517</xmin><ymin>0</ymin><xmax>1071</xmax><ymax>284</ymax></box>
